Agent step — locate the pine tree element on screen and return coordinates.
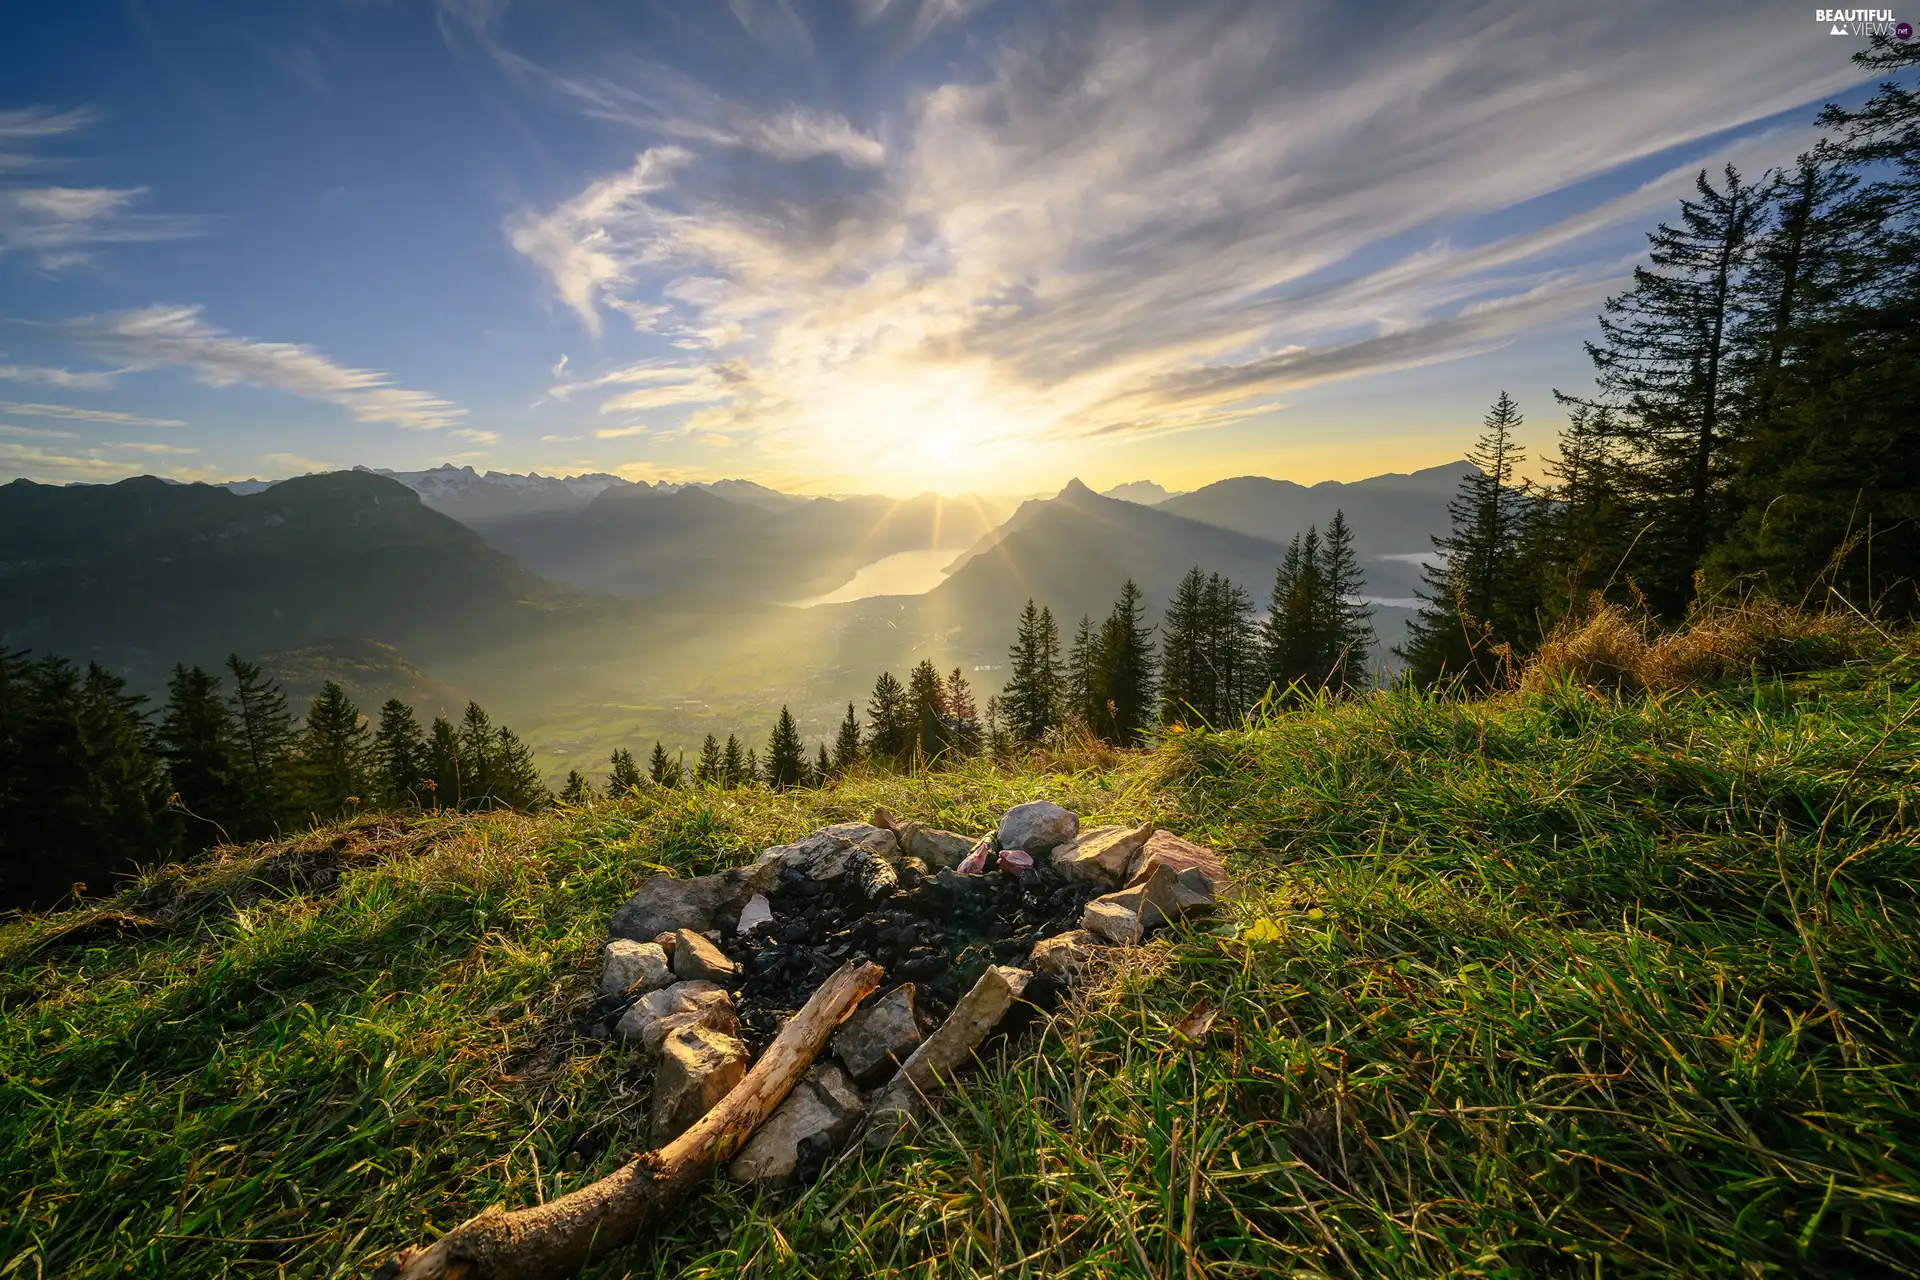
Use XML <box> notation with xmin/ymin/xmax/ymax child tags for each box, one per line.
<box><xmin>489</xmin><ymin>726</ymin><xmax>549</xmax><ymax>811</ymax></box>
<box><xmin>158</xmin><ymin>664</ymin><xmax>243</xmax><ymax>847</ymax></box>
<box><xmin>906</xmin><ymin>660</ymin><xmax>948</xmax><ymax>763</ymax></box>
<box><xmin>1316</xmin><ymin>511</ymin><xmax>1374</xmax><ymax>691</ymax></box>
<box><xmin>648</xmin><ymin>741</ymin><xmax>678</xmax><ymax>788</ymax></box>
<box><xmin>814</xmin><ymin>743</ymin><xmax>832</xmax><ymax>786</ymax></box>
<box><xmin>1097</xmin><ymin>580</ymin><xmax>1157</xmax><ymax>745</ymax></box>
<box><xmin>764</xmin><ymin>707</ymin><xmax>805</xmax><ymax>790</ymax></box>
<box><xmin>983</xmin><ymin>695</ymin><xmax>1010</xmax><ymax>758</ymax></box>
<box><xmin>372</xmin><ymin>700</ymin><xmax>428</xmax><ymax>810</ymax></box>
<box><xmin>744</xmin><ymin>746</ymin><xmax>759</xmax><ymax>784</ymax></box>
<box><xmin>425</xmin><ymin>716</ymin><xmax>461</xmax><ymax>808</ymax></box>
<box><xmin>606</xmin><ymin>747</ymin><xmax>643</xmax><ymax>796</ymax></box>
<box><xmin>1399</xmin><ymin>394</ymin><xmax>1537</xmax><ymax>686</ymax></box>
<box><xmin>721</xmin><ymin>734</ymin><xmax>747</xmax><ymax>788</ymax></box>
<box><xmin>558</xmin><ymin>769</ymin><xmax>592</xmax><ymax>805</ymax></box>
<box><xmin>296</xmin><ymin>681</ymin><xmax>370</xmax><ymax>821</ymax></box>
<box><xmin>865</xmin><ymin>671</ymin><xmax>910</xmax><ymax>764</ymax></box>
<box><xmin>696</xmin><ymin>733</ymin><xmax>724</xmax><ymax>785</ymax></box>
<box><xmin>457</xmin><ymin>703</ymin><xmax>498</xmax><ymax>807</ymax></box>
<box><xmin>832</xmin><ymin>702</ymin><xmax>862</xmax><ymax>771</ymax></box>
<box><xmin>1065</xmin><ymin>614</ymin><xmax>1102</xmax><ymax>731</ymax></box>
<box><xmin>1001</xmin><ymin>599</ymin><xmax>1063</xmax><ymax>744</ymax></box>
<box><xmin>1159</xmin><ymin>567</ymin><xmax>1212</xmax><ymax>726</ymax></box>
<box><xmin>1261</xmin><ymin>529</ymin><xmax>1327</xmax><ymax>694</ymax></box>
<box><xmin>943</xmin><ymin>668</ymin><xmax>981</xmax><ymax>756</ymax></box>
<box><xmin>224</xmin><ymin>654</ymin><xmax>293</xmax><ymax>836</ymax></box>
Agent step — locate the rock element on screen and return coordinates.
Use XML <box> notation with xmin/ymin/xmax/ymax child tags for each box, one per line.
<box><xmin>736</xmin><ymin>893</ymin><xmax>774</xmax><ymax>934</ymax></box>
<box><xmin>653</xmin><ymin>932</ymin><xmax>678</xmax><ymax>957</ymax></box>
<box><xmin>997</xmin><ymin>848</ymin><xmax>1034</xmax><ymax>875</ymax></box>
<box><xmin>671</xmin><ymin>929</ymin><xmax>739</xmax><ymax>982</ymax></box>
<box><xmin>614</xmin><ymin>980</ymin><xmax>736</xmax><ymax>1049</ymax></box>
<box><xmin>825</xmin><ymin>822</ymin><xmax>899</xmax><ymax>857</ymax></box>
<box><xmin>866</xmin><ymin>965</ymin><xmax>1032</xmax><ymax>1148</ymax></box>
<box><xmin>997</xmin><ymin>801</ymin><xmax>1079</xmax><ymax>855</ymax></box>
<box><xmin>1125</xmin><ymin>830</ymin><xmax>1229</xmax><ymax>895</ymax></box>
<box><xmin>1136</xmin><ymin>861</ymin><xmax>1216</xmax><ymax>929</ymax></box>
<box><xmin>899</xmin><ymin>825</ymin><xmax>977</xmax><ymax>870</ymax></box>
<box><xmin>832</xmin><ymin>984</ymin><xmax>924</xmax><ymax>1084</ymax></box>
<box><xmin>1080</xmin><ymin>894</ymin><xmax>1144</xmax><ymax>945</ymax></box>
<box><xmin>851</xmin><ymin>849</ymin><xmax>898</xmax><ymax>899</ymax></box>
<box><xmin>1028</xmin><ymin>929</ymin><xmax>1104</xmax><ymax>982</ymax></box>
<box><xmin>1052</xmin><ymin>823</ymin><xmax>1155</xmax><ymax>889</ymax></box>
<box><xmin>611</xmin><ymin>869</ymin><xmax>760</xmax><ymax>940</ymax></box>
<box><xmin>728</xmin><ymin>1064</ymin><xmax>865</xmax><ymax>1186</ymax></box>
<box><xmin>600</xmin><ymin>939</ymin><xmax>672</xmax><ymax>999</ymax></box>
<box><xmin>956</xmin><ymin>842</ymin><xmax>992</xmax><ymax>875</ymax></box>
<box><xmin>650</xmin><ymin>1024</ymin><xmax>750</xmax><ymax>1145</ymax></box>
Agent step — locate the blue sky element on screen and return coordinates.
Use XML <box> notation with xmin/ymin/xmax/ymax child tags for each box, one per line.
<box><xmin>0</xmin><ymin>0</ymin><xmax>1893</xmax><ymax>495</ymax></box>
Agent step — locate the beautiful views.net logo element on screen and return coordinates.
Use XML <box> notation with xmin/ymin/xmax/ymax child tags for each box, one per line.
<box><xmin>1815</xmin><ymin>7</ymin><xmax>1913</xmax><ymax>36</ymax></box>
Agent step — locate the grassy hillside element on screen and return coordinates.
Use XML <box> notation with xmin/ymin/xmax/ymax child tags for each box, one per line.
<box><xmin>3</xmin><ymin>630</ymin><xmax>1916</xmax><ymax>1278</ymax></box>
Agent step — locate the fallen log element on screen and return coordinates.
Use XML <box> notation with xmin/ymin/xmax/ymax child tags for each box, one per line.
<box><xmin>370</xmin><ymin>960</ymin><xmax>883</xmax><ymax>1280</ymax></box>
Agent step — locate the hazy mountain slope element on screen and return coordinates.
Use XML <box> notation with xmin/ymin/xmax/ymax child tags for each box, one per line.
<box><xmin>1156</xmin><ymin>460</ymin><xmax>1471</xmax><ymax>555</ymax></box>
<box><xmin>0</xmin><ymin>471</ymin><xmax>562</xmax><ymax>679</ymax></box>
<box><xmin>472</xmin><ymin>489</ymin><xmax>1006</xmax><ymax>602</ymax></box>
<box><xmin>255</xmin><ymin>637</ymin><xmax>473</xmax><ymax>720</ymax></box>
<box><xmin>366</xmin><ymin>464</ymin><xmax>634</xmax><ymax>521</ymax></box>
<box><xmin>1101</xmin><ymin>480</ymin><xmax>1176</xmax><ymax>504</ymax></box>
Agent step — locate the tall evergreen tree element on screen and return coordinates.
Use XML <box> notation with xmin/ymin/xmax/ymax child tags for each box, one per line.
<box><xmin>832</xmin><ymin>702</ymin><xmax>863</xmax><ymax>772</ymax></box>
<box><xmin>297</xmin><ymin>681</ymin><xmax>370</xmax><ymax>820</ymax></box>
<box><xmin>1001</xmin><ymin>599</ymin><xmax>1063</xmax><ymax>744</ymax></box>
<box><xmin>489</xmin><ymin>725</ymin><xmax>549</xmax><ymax>811</ymax></box>
<box><xmin>1096</xmin><ymin>580</ymin><xmax>1157</xmax><ymax>746</ymax></box>
<box><xmin>696</xmin><ymin>733</ymin><xmax>724</xmax><ymax>785</ymax></box>
<box><xmin>764</xmin><ymin>707</ymin><xmax>805</xmax><ymax>790</ymax></box>
<box><xmin>648</xmin><ymin>741</ymin><xmax>679</xmax><ymax>788</ymax></box>
<box><xmin>224</xmin><ymin>654</ymin><xmax>293</xmax><ymax>836</ymax></box>
<box><xmin>425</xmin><ymin>716</ymin><xmax>461</xmax><ymax>808</ymax></box>
<box><xmin>457</xmin><ymin>703</ymin><xmax>497</xmax><ymax>807</ymax></box>
<box><xmin>1399</xmin><ymin>394</ymin><xmax>1537</xmax><ymax>686</ymax></box>
<box><xmin>372</xmin><ymin>699</ymin><xmax>429</xmax><ymax>810</ymax></box>
<box><xmin>1159</xmin><ymin>567</ymin><xmax>1213</xmax><ymax>726</ymax></box>
<box><xmin>866</xmin><ymin>671</ymin><xmax>910</xmax><ymax>764</ymax></box>
<box><xmin>606</xmin><ymin>747</ymin><xmax>643</xmax><ymax>796</ymax></box>
<box><xmin>943</xmin><ymin>668</ymin><xmax>981</xmax><ymax>757</ymax></box>
<box><xmin>906</xmin><ymin>660</ymin><xmax>948</xmax><ymax>762</ymax></box>
<box><xmin>814</xmin><ymin>743</ymin><xmax>833</xmax><ymax>787</ymax></box>
<box><xmin>1316</xmin><ymin>512</ymin><xmax>1374</xmax><ymax>692</ymax></box>
<box><xmin>158</xmin><ymin>664</ymin><xmax>243</xmax><ymax>847</ymax></box>
<box><xmin>1260</xmin><ymin>529</ymin><xmax>1326</xmax><ymax>693</ymax></box>
<box><xmin>744</xmin><ymin>746</ymin><xmax>759</xmax><ymax>784</ymax></box>
<box><xmin>721</xmin><ymin>734</ymin><xmax>747</xmax><ymax>788</ymax></box>
<box><xmin>1065</xmin><ymin>614</ymin><xmax>1102</xmax><ymax>731</ymax></box>
<box><xmin>558</xmin><ymin>769</ymin><xmax>592</xmax><ymax>805</ymax></box>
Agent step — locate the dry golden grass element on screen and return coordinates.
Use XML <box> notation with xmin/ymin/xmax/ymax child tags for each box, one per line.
<box><xmin>1521</xmin><ymin>596</ymin><xmax>1882</xmax><ymax>693</ymax></box>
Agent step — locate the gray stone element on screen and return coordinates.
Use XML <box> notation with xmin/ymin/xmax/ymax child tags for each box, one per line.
<box><xmin>615</xmin><ymin>980</ymin><xmax>736</xmax><ymax>1049</ymax></box>
<box><xmin>866</xmin><ymin>966</ymin><xmax>1032</xmax><ymax>1148</ymax></box>
<box><xmin>727</xmin><ymin>1064</ymin><xmax>865</xmax><ymax>1186</ymax></box>
<box><xmin>1051</xmin><ymin>823</ymin><xmax>1154</xmax><ymax>889</ymax></box>
<box><xmin>736</xmin><ymin>893</ymin><xmax>774</xmax><ymax>934</ymax></box>
<box><xmin>671</xmin><ymin>929</ymin><xmax>739</xmax><ymax>982</ymax></box>
<box><xmin>1137</xmin><ymin>862</ymin><xmax>1216</xmax><ymax>930</ymax></box>
<box><xmin>851</xmin><ymin>849</ymin><xmax>898</xmax><ymax>899</ymax></box>
<box><xmin>610</xmin><ymin>869</ymin><xmax>760</xmax><ymax>940</ymax></box>
<box><xmin>1080</xmin><ymin>894</ymin><xmax>1144</xmax><ymax>945</ymax></box>
<box><xmin>997</xmin><ymin>801</ymin><xmax>1079</xmax><ymax>855</ymax></box>
<box><xmin>651</xmin><ymin>1024</ymin><xmax>749</xmax><ymax>1145</ymax></box>
<box><xmin>832</xmin><ymin>984</ymin><xmax>924</xmax><ymax>1084</ymax></box>
<box><xmin>899</xmin><ymin>825</ymin><xmax>977</xmax><ymax>870</ymax></box>
<box><xmin>1125</xmin><ymin>830</ymin><xmax>1230</xmax><ymax>895</ymax></box>
<box><xmin>600</xmin><ymin>939</ymin><xmax>672</xmax><ymax>999</ymax></box>
<box><xmin>1028</xmin><ymin>929</ymin><xmax>1104</xmax><ymax>982</ymax></box>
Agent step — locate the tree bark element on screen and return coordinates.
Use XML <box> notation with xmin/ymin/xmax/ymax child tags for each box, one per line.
<box><xmin>370</xmin><ymin>960</ymin><xmax>882</xmax><ymax>1280</ymax></box>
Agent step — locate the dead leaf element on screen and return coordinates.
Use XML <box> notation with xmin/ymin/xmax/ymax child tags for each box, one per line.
<box><xmin>1173</xmin><ymin>998</ymin><xmax>1218</xmax><ymax>1045</ymax></box>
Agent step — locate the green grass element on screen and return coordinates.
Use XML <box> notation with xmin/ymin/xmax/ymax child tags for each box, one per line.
<box><xmin>3</xmin><ymin>647</ymin><xmax>1917</xmax><ymax>1278</ymax></box>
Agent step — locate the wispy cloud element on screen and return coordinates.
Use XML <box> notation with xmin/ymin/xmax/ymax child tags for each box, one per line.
<box><xmin>504</xmin><ymin>1</ymin><xmax>1860</xmax><ymax>481</ymax></box>
<box><xmin>0</xmin><ymin>106</ymin><xmax>203</xmax><ymax>268</ymax></box>
<box><xmin>0</xmin><ymin>361</ymin><xmax>120</xmax><ymax>389</ymax></box>
<box><xmin>0</xmin><ymin>399</ymin><xmax>186</xmax><ymax>426</ymax></box>
<box><xmin>61</xmin><ymin>305</ymin><xmax>466</xmax><ymax>430</ymax></box>
<box><xmin>0</xmin><ymin>423</ymin><xmax>77</xmax><ymax>439</ymax></box>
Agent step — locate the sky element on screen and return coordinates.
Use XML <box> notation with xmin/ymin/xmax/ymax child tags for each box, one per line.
<box><xmin>0</xmin><ymin>0</ymin><xmax>1897</xmax><ymax>496</ymax></box>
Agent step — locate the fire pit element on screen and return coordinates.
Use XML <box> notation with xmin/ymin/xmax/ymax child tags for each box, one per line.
<box><xmin>589</xmin><ymin>800</ymin><xmax>1226</xmax><ymax>1186</ymax></box>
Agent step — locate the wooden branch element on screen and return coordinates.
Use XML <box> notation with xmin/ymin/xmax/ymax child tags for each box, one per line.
<box><xmin>370</xmin><ymin>961</ymin><xmax>882</xmax><ymax>1280</ymax></box>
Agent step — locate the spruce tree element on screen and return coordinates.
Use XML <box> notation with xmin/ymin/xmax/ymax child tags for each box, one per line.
<box><xmin>721</xmin><ymin>734</ymin><xmax>747</xmax><ymax>788</ymax></box>
<box><xmin>1317</xmin><ymin>512</ymin><xmax>1373</xmax><ymax>691</ymax></box>
<box><xmin>814</xmin><ymin>742</ymin><xmax>832</xmax><ymax>786</ymax></box>
<box><xmin>1001</xmin><ymin>599</ymin><xmax>1063</xmax><ymax>744</ymax></box>
<box><xmin>1261</xmin><ymin>529</ymin><xmax>1326</xmax><ymax>694</ymax></box>
<box><xmin>224</xmin><ymin>654</ymin><xmax>293</xmax><ymax>836</ymax></box>
<box><xmin>425</xmin><ymin>716</ymin><xmax>461</xmax><ymax>808</ymax></box>
<box><xmin>1097</xmin><ymin>580</ymin><xmax>1157</xmax><ymax>746</ymax></box>
<box><xmin>489</xmin><ymin>726</ymin><xmax>549</xmax><ymax>811</ymax></box>
<box><xmin>372</xmin><ymin>699</ymin><xmax>428</xmax><ymax>810</ymax></box>
<box><xmin>457</xmin><ymin>703</ymin><xmax>497</xmax><ymax>807</ymax></box>
<box><xmin>832</xmin><ymin>702</ymin><xmax>862</xmax><ymax>771</ymax></box>
<box><xmin>558</xmin><ymin>769</ymin><xmax>592</xmax><ymax>805</ymax></box>
<box><xmin>606</xmin><ymin>748</ymin><xmax>643</xmax><ymax>796</ymax></box>
<box><xmin>158</xmin><ymin>664</ymin><xmax>243</xmax><ymax>847</ymax></box>
<box><xmin>983</xmin><ymin>695</ymin><xmax>1010</xmax><ymax>758</ymax></box>
<box><xmin>648</xmin><ymin>741</ymin><xmax>678</xmax><ymax>787</ymax></box>
<box><xmin>1399</xmin><ymin>394</ymin><xmax>1536</xmax><ymax>686</ymax></box>
<box><xmin>744</xmin><ymin>746</ymin><xmax>759</xmax><ymax>784</ymax></box>
<box><xmin>943</xmin><ymin>668</ymin><xmax>981</xmax><ymax>756</ymax></box>
<box><xmin>696</xmin><ymin>733</ymin><xmax>724</xmax><ymax>785</ymax></box>
<box><xmin>1065</xmin><ymin>614</ymin><xmax>1102</xmax><ymax>731</ymax></box>
<box><xmin>865</xmin><ymin>671</ymin><xmax>909</xmax><ymax>764</ymax></box>
<box><xmin>906</xmin><ymin>660</ymin><xmax>948</xmax><ymax>762</ymax></box>
<box><xmin>764</xmin><ymin>707</ymin><xmax>805</xmax><ymax>790</ymax></box>
<box><xmin>296</xmin><ymin>681</ymin><xmax>370</xmax><ymax>821</ymax></box>
<box><xmin>1159</xmin><ymin>567</ymin><xmax>1212</xmax><ymax>726</ymax></box>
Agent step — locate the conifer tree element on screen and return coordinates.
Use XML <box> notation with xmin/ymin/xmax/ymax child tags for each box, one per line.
<box><xmin>1316</xmin><ymin>512</ymin><xmax>1373</xmax><ymax>691</ymax></box>
<box><xmin>721</xmin><ymin>734</ymin><xmax>747</xmax><ymax>788</ymax></box>
<box><xmin>224</xmin><ymin>654</ymin><xmax>293</xmax><ymax>836</ymax></box>
<box><xmin>943</xmin><ymin>667</ymin><xmax>981</xmax><ymax>756</ymax></box>
<box><xmin>906</xmin><ymin>660</ymin><xmax>948</xmax><ymax>762</ymax></box>
<box><xmin>1399</xmin><ymin>393</ymin><xmax>1537</xmax><ymax>686</ymax></box>
<box><xmin>606</xmin><ymin>747</ymin><xmax>643</xmax><ymax>796</ymax></box>
<box><xmin>1065</xmin><ymin>614</ymin><xmax>1102</xmax><ymax>731</ymax></box>
<box><xmin>158</xmin><ymin>664</ymin><xmax>243</xmax><ymax>846</ymax></box>
<box><xmin>696</xmin><ymin>733</ymin><xmax>724</xmax><ymax>785</ymax></box>
<box><xmin>764</xmin><ymin>707</ymin><xmax>805</xmax><ymax>789</ymax></box>
<box><xmin>457</xmin><ymin>702</ymin><xmax>500</xmax><ymax>806</ymax></box>
<box><xmin>297</xmin><ymin>681</ymin><xmax>370</xmax><ymax>821</ymax></box>
<box><xmin>425</xmin><ymin>716</ymin><xmax>461</xmax><ymax>808</ymax></box>
<box><xmin>866</xmin><ymin>671</ymin><xmax>910</xmax><ymax>764</ymax></box>
<box><xmin>1159</xmin><ymin>567</ymin><xmax>1212</xmax><ymax>726</ymax></box>
<box><xmin>1001</xmin><ymin>599</ymin><xmax>1063</xmax><ymax>743</ymax></box>
<box><xmin>648</xmin><ymin>740</ymin><xmax>678</xmax><ymax>788</ymax></box>
<box><xmin>1096</xmin><ymin>580</ymin><xmax>1157</xmax><ymax>746</ymax></box>
<box><xmin>832</xmin><ymin>702</ymin><xmax>862</xmax><ymax>771</ymax></box>
<box><xmin>558</xmin><ymin>769</ymin><xmax>591</xmax><ymax>805</ymax></box>
<box><xmin>983</xmin><ymin>695</ymin><xmax>1010</xmax><ymax>757</ymax></box>
<box><xmin>372</xmin><ymin>699</ymin><xmax>429</xmax><ymax>810</ymax></box>
<box><xmin>744</xmin><ymin>746</ymin><xmax>759</xmax><ymax>784</ymax></box>
<box><xmin>814</xmin><ymin>742</ymin><xmax>833</xmax><ymax>786</ymax></box>
<box><xmin>489</xmin><ymin>726</ymin><xmax>549</xmax><ymax>811</ymax></box>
